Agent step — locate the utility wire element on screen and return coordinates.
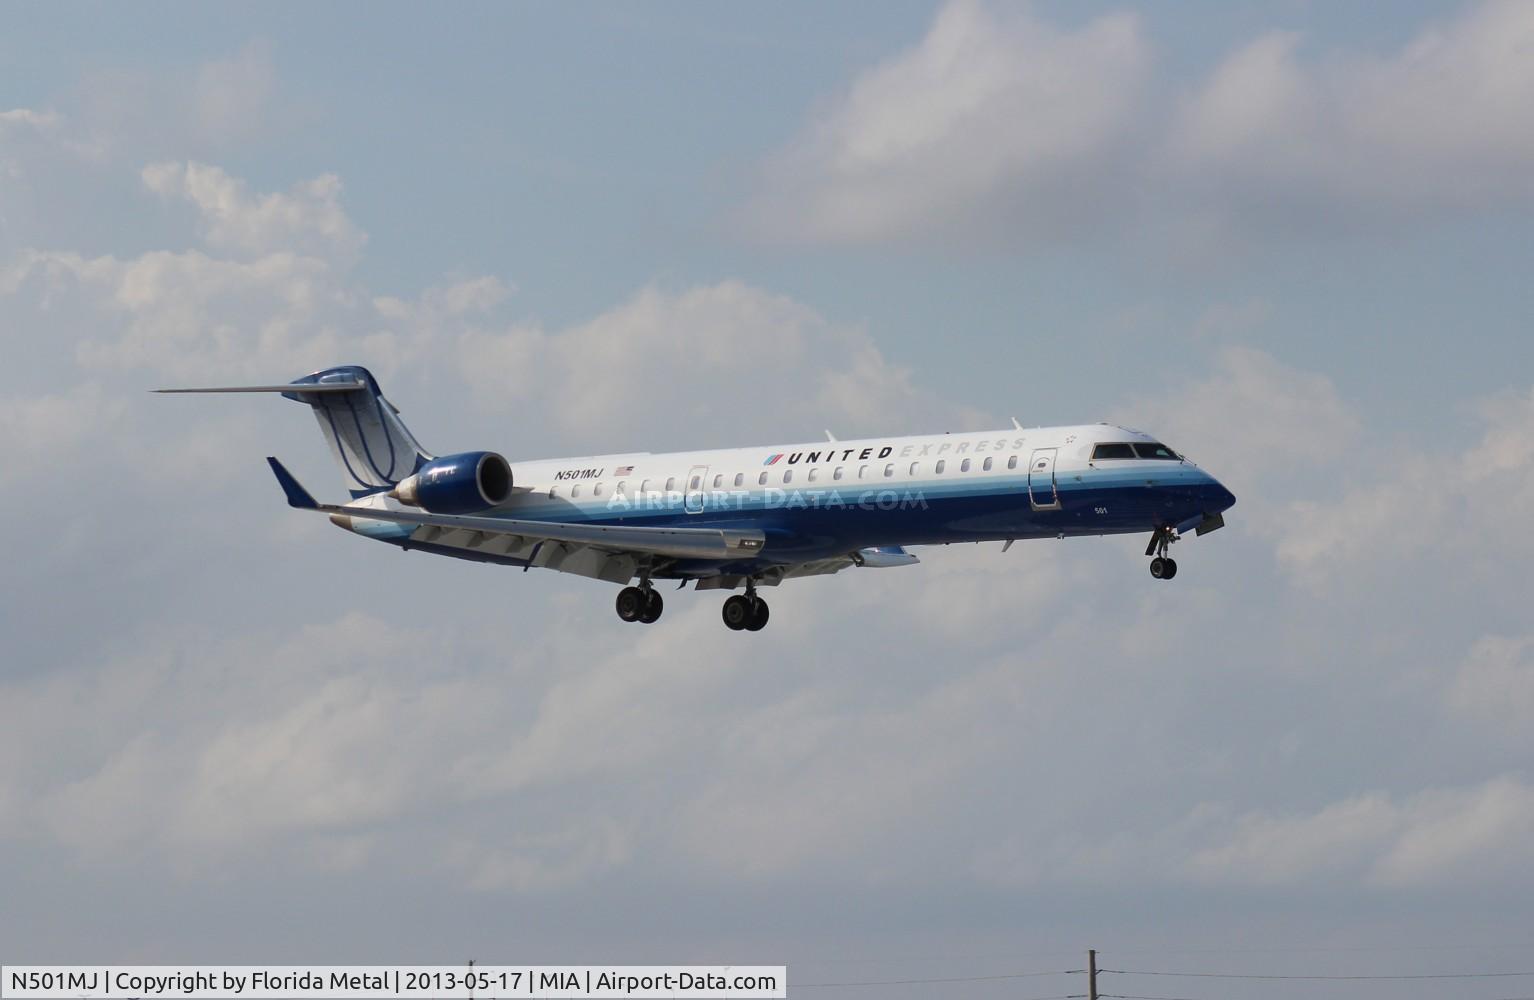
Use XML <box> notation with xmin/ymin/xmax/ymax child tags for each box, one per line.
<box><xmin>791</xmin><ymin>968</ymin><xmax>1082</xmax><ymax>988</ymax></box>
<box><xmin>795</xmin><ymin>985</ymin><xmax>1080</xmax><ymax>998</ymax></box>
<box><xmin>1105</xmin><ymin>967</ymin><xmax>1534</xmax><ymax>981</ymax></box>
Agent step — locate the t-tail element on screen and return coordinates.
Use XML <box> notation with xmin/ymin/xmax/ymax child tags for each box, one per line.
<box><xmin>155</xmin><ymin>365</ymin><xmax>432</xmax><ymax>497</ymax></box>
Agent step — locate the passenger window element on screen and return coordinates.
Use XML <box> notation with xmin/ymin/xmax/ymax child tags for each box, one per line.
<box><xmin>806</xmin><ymin>468</ymin><xmax>817</xmax><ymax>482</ymax></box>
<box><xmin>593</xmin><ymin>483</ymin><xmax>604</xmax><ymax>497</ymax></box>
<box><xmin>548</xmin><ymin>486</ymin><xmax>558</xmax><ymax>499</ymax></box>
<box><xmin>713</xmin><ymin>474</ymin><xmax>722</xmax><ymax>488</ymax></box>
<box><xmin>909</xmin><ymin>462</ymin><xmax>919</xmax><ymax>475</ymax></box>
<box><xmin>961</xmin><ymin>458</ymin><xmax>971</xmax><ymax>472</ymax></box>
<box><xmin>834</xmin><ymin>467</ymin><xmax>844</xmax><ymax>480</ymax></box>
<box><xmin>758</xmin><ymin>471</ymin><xmax>768</xmax><ymax>486</ymax></box>
<box><xmin>884</xmin><ymin>463</ymin><xmax>894</xmax><ymax>477</ymax></box>
<box><xmin>1092</xmin><ymin>443</ymin><xmax>1136</xmax><ymax>460</ymax></box>
<box><xmin>1007</xmin><ymin>455</ymin><xmax>1018</xmax><ymax>470</ymax></box>
<box><xmin>936</xmin><ymin>460</ymin><xmax>946</xmax><ymax>474</ymax></box>
<box><xmin>690</xmin><ymin>475</ymin><xmax>701</xmax><ymax>490</ymax></box>
<box><xmin>858</xmin><ymin>465</ymin><xmax>869</xmax><ymax>479</ymax></box>
<box><xmin>665</xmin><ymin>477</ymin><xmax>676</xmax><ymax>491</ymax></box>
<box><xmin>615</xmin><ymin>481</ymin><xmax>626</xmax><ymax>495</ymax></box>
<box><xmin>641</xmin><ymin>479</ymin><xmax>653</xmax><ymax>493</ymax></box>
<box><xmin>572</xmin><ymin>484</ymin><xmax>581</xmax><ymax>498</ymax></box>
<box><xmin>734</xmin><ymin>473</ymin><xmax>744</xmax><ymax>487</ymax></box>
<box><xmin>983</xmin><ymin>457</ymin><xmax>993</xmax><ymax>471</ymax></box>
<box><xmin>783</xmin><ymin>469</ymin><xmax>793</xmax><ymax>483</ymax></box>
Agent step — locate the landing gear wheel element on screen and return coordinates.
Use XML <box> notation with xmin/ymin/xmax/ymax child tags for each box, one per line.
<box><xmin>745</xmin><ymin>598</ymin><xmax>769</xmax><ymax>631</ymax></box>
<box><xmin>722</xmin><ymin>594</ymin><xmax>753</xmax><ymax>631</ymax></box>
<box><xmin>638</xmin><ymin>588</ymin><xmax>664</xmax><ymax>623</ymax></box>
<box><xmin>1147</xmin><ymin>523</ymin><xmax>1182</xmax><ymax>581</ymax></box>
<box><xmin>615</xmin><ymin>586</ymin><xmax>646</xmax><ymax>622</ymax></box>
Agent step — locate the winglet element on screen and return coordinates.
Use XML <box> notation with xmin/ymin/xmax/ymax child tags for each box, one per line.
<box><xmin>267</xmin><ymin>457</ymin><xmax>318</xmax><ymax>509</ymax></box>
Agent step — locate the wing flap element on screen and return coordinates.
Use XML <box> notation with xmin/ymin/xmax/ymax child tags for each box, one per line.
<box><xmin>336</xmin><ymin>505</ymin><xmax>765</xmax><ymax>560</ymax></box>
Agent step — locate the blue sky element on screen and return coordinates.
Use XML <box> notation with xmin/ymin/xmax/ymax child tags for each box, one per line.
<box><xmin>2</xmin><ymin>2</ymin><xmax>1533</xmax><ymax>994</ymax></box>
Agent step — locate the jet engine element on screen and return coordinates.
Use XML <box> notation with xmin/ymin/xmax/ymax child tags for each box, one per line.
<box><xmin>389</xmin><ymin>451</ymin><xmax>512</xmax><ymax>514</ymax></box>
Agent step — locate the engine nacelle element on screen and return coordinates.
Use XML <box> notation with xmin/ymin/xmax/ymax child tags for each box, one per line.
<box><xmin>389</xmin><ymin>451</ymin><xmax>512</xmax><ymax>513</ymax></box>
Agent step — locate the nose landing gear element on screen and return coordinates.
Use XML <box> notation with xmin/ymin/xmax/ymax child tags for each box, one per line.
<box><xmin>1145</xmin><ymin>525</ymin><xmax>1179</xmax><ymax>580</ymax></box>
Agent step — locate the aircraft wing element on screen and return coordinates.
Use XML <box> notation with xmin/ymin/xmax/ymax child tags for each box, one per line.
<box><xmin>267</xmin><ymin>457</ymin><xmax>765</xmax><ymax>566</ymax></box>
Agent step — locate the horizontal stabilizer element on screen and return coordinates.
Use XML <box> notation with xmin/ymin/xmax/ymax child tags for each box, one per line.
<box><xmin>154</xmin><ymin>381</ymin><xmax>364</xmax><ymax>394</ymax></box>
<box><xmin>267</xmin><ymin>457</ymin><xmax>318</xmax><ymax>509</ymax></box>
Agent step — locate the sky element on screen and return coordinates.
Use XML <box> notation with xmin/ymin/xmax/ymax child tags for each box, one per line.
<box><xmin>2</xmin><ymin>1</ymin><xmax>1533</xmax><ymax>995</ymax></box>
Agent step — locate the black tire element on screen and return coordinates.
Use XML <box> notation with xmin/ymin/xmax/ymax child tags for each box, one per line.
<box><xmin>745</xmin><ymin>598</ymin><xmax>769</xmax><ymax>631</ymax></box>
<box><xmin>722</xmin><ymin>594</ymin><xmax>752</xmax><ymax>630</ymax></box>
<box><xmin>639</xmin><ymin>588</ymin><xmax>664</xmax><ymax>623</ymax></box>
<box><xmin>1149</xmin><ymin>557</ymin><xmax>1166</xmax><ymax>579</ymax></box>
<box><xmin>1163</xmin><ymin>558</ymin><xmax>1178</xmax><ymax>580</ymax></box>
<box><xmin>615</xmin><ymin>586</ymin><xmax>645</xmax><ymax>622</ymax></box>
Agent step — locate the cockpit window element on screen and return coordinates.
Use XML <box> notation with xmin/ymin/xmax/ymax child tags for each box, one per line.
<box><xmin>1091</xmin><ymin>442</ymin><xmax>1136</xmax><ymax>460</ymax></box>
<box><xmin>1132</xmin><ymin>442</ymin><xmax>1180</xmax><ymax>460</ymax></box>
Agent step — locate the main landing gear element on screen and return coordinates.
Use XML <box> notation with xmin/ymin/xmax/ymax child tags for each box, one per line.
<box><xmin>722</xmin><ymin>580</ymin><xmax>769</xmax><ymax>631</ymax></box>
<box><xmin>615</xmin><ymin>584</ymin><xmax>663</xmax><ymax>624</ymax></box>
<box><xmin>1145</xmin><ymin>524</ymin><xmax>1179</xmax><ymax>580</ymax></box>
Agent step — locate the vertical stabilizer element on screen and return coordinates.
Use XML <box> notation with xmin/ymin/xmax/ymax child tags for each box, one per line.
<box><xmin>281</xmin><ymin>366</ymin><xmax>432</xmax><ymax>496</ymax></box>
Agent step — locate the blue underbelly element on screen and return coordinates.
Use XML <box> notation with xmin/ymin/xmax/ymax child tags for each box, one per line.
<box><xmin>588</xmin><ymin>478</ymin><xmax>1226</xmax><ymax>563</ymax></box>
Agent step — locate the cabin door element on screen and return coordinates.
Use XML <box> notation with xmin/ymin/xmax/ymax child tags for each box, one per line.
<box><xmin>1027</xmin><ymin>448</ymin><xmax>1060</xmax><ymax>510</ymax></box>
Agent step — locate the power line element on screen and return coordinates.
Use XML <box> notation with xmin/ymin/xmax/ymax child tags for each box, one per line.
<box><xmin>785</xmin><ymin>950</ymin><xmax>1534</xmax><ymax>993</ymax></box>
<box><xmin>1105</xmin><ymin>967</ymin><xmax>1534</xmax><ymax>980</ymax></box>
<box><xmin>791</xmin><ymin>947</ymin><xmax>1090</xmax><ymax>966</ymax></box>
<box><xmin>791</xmin><ymin>969</ymin><xmax>1082</xmax><ymax>989</ymax></box>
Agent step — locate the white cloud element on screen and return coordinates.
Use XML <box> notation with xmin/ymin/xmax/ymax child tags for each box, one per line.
<box><xmin>143</xmin><ymin>161</ymin><xmax>366</xmax><ymax>260</ymax></box>
<box><xmin>193</xmin><ymin>41</ymin><xmax>277</xmax><ymax>144</ymax></box>
<box><xmin>744</xmin><ymin>0</ymin><xmax>1150</xmax><ymax>243</ymax></box>
<box><xmin>0</xmin><ymin>108</ymin><xmax>61</xmax><ymax>132</ymax></box>
<box><xmin>751</xmin><ymin>1</ymin><xmax>1534</xmax><ymax>248</ymax></box>
<box><xmin>6</xmin><ymin>247</ymin><xmax>352</xmax><ymax>379</ymax></box>
<box><xmin>1450</xmin><ymin>634</ymin><xmax>1534</xmax><ymax>735</ymax></box>
<box><xmin>1374</xmin><ymin>776</ymin><xmax>1534</xmax><ymax>886</ymax></box>
<box><xmin>673</xmin><ymin>656</ymin><xmax>1025</xmax><ymax>878</ymax></box>
<box><xmin>1114</xmin><ymin>345</ymin><xmax>1360</xmax><ymax>498</ymax></box>
<box><xmin>981</xmin><ymin>776</ymin><xmax>1534</xmax><ymax>890</ymax></box>
<box><xmin>1273</xmin><ymin>385</ymin><xmax>1534</xmax><ymax>589</ymax></box>
<box><xmin>58</xmin><ymin>42</ymin><xmax>285</xmax><ymax>163</ymax></box>
<box><xmin>456</xmin><ymin>281</ymin><xmax>982</xmax><ymax>448</ymax></box>
<box><xmin>1185</xmin><ymin>777</ymin><xmax>1534</xmax><ymax>887</ymax></box>
<box><xmin>0</xmin><ymin>383</ymin><xmax>124</xmax><ymax>461</ymax></box>
<box><xmin>1170</xmin><ymin>0</ymin><xmax>1534</xmax><ymax>215</ymax></box>
<box><xmin>446</xmin><ymin>820</ymin><xmax>632</xmax><ymax>893</ymax></box>
<box><xmin>1186</xmin><ymin>792</ymin><xmax>1405</xmax><ymax>886</ymax></box>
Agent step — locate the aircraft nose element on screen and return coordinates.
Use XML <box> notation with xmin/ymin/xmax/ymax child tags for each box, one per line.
<box><xmin>1211</xmin><ymin>480</ymin><xmax>1236</xmax><ymax>512</ymax></box>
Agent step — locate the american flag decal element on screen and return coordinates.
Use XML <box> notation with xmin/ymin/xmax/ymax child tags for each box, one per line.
<box><xmin>763</xmin><ymin>454</ymin><xmax>783</xmax><ymax>466</ymax></box>
<box><xmin>615</xmin><ymin>465</ymin><xmax>634</xmax><ymax>476</ymax></box>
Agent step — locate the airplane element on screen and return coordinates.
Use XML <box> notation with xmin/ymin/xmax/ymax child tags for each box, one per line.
<box><xmin>158</xmin><ymin>365</ymin><xmax>1236</xmax><ymax>631</ymax></box>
